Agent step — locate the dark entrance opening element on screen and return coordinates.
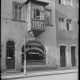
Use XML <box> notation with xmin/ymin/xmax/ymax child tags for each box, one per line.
<box><xmin>21</xmin><ymin>41</ymin><xmax>45</xmax><ymax>65</ymax></box>
<box><xmin>6</xmin><ymin>41</ymin><xmax>15</xmax><ymax>69</ymax></box>
<box><xmin>60</xmin><ymin>46</ymin><xmax>66</xmax><ymax>67</ymax></box>
<box><xmin>71</xmin><ymin>46</ymin><xmax>76</xmax><ymax>66</ymax></box>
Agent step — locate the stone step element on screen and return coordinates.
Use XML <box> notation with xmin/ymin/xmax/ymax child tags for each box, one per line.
<box><xmin>5</xmin><ymin>69</ymin><xmax>20</xmax><ymax>73</ymax></box>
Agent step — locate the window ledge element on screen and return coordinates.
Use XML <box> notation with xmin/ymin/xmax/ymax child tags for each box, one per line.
<box><xmin>59</xmin><ymin>3</ymin><xmax>73</xmax><ymax>7</ymax></box>
<box><xmin>58</xmin><ymin>29</ymin><xmax>74</xmax><ymax>32</ymax></box>
<box><xmin>45</xmin><ymin>24</ymin><xmax>54</xmax><ymax>26</ymax></box>
<box><xmin>12</xmin><ymin>19</ymin><xmax>26</xmax><ymax>22</ymax></box>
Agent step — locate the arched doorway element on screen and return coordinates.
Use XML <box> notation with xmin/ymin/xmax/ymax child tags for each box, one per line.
<box><xmin>6</xmin><ymin>40</ymin><xmax>15</xmax><ymax>69</ymax></box>
<box><xmin>21</xmin><ymin>41</ymin><xmax>45</xmax><ymax>65</ymax></box>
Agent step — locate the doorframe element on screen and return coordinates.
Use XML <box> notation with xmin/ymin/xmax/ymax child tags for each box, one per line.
<box><xmin>58</xmin><ymin>43</ymin><xmax>68</xmax><ymax>67</ymax></box>
<box><xmin>6</xmin><ymin>39</ymin><xmax>16</xmax><ymax>69</ymax></box>
<box><xmin>70</xmin><ymin>45</ymin><xmax>77</xmax><ymax>67</ymax></box>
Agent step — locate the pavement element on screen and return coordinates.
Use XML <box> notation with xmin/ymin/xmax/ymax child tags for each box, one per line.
<box><xmin>1</xmin><ymin>68</ymin><xmax>78</xmax><ymax>80</ymax></box>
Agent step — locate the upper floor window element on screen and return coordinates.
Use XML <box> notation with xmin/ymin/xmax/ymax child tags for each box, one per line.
<box><xmin>45</xmin><ymin>10</ymin><xmax>51</xmax><ymax>25</ymax></box>
<box><xmin>13</xmin><ymin>3</ymin><xmax>22</xmax><ymax>20</ymax></box>
<box><xmin>66</xmin><ymin>19</ymin><xmax>73</xmax><ymax>31</ymax></box>
<box><xmin>31</xmin><ymin>4</ymin><xmax>45</xmax><ymax>20</ymax></box>
<box><xmin>58</xmin><ymin>17</ymin><xmax>66</xmax><ymax>30</ymax></box>
<box><xmin>58</xmin><ymin>17</ymin><xmax>73</xmax><ymax>31</ymax></box>
<box><xmin>59</xmin><ymin>0</ymin><xmax>65</xmax><ymax>5</ymax></box>
<box><xmin>66</xmin><ymin>0</ymin><xmax>73</xmax><ymax>6</ymax></box>
<box><xmin>59</xmin><ymin>0</ymin><xmax>73</xmax><ymax>6</ymax></box>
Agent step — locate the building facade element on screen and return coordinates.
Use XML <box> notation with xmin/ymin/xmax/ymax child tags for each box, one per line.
<box><xmin>1</xmin><ymin>0</ymin><xmax>78</xmax><ymax>71</ymax></box>
<box><xmin>55</xmin><ymin>0</ymin><xmax>79</xmax><ymax>68</ymax></box>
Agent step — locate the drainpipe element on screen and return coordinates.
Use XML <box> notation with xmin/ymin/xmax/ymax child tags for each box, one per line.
<box><xmin>24</xmin><ymin>36</ymin><xmax>27</xmax><ymax>76</ymax></box>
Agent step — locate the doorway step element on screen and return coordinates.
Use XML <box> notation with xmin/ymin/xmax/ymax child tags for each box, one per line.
<box><xmin>5</xmin><ymin>69</ymin><xmax>20</xmax><ymax>73</ymax></box>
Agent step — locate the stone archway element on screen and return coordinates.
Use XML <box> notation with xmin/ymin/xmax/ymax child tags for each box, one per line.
<box><xmin>21</xmin><ymin>41</ymin><xmax>46</xmax><ymax>65</ymax></box>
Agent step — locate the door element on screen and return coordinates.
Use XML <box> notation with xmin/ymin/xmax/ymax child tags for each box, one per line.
<box><xmin>71</xmin><ymin>46</ymin><xmax>76</xmax><ymax>66</ymax></box>
<box><xmin>6</xmin><ymin>41</ymin><xmax>15</xmax><ymax>69</ymax></box>
<box><xmin>60</xmin><ymin>46</ymin><xmax>66</xmax><ymax>67</ymax></box>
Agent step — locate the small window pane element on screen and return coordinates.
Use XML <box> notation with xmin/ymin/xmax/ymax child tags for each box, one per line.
<box><xmin>40</xmin><ymin>12</ymin><xmax>44</xmax><ymax>20</ymax></box>
<box><xmin>13</xmin><ymin>3</ymin><xmax>22</xmax><ymax>20</ymax></box>
<box><xmin>14</xmin><ymin>10</ymin><xmax>18</xmax><ymax>19</ymax></box>
<box><xmin>45</xmin><ymin>10</ymin><xmax>51</xmax><ymax>25</ymax></box>
<box><xmin>14</xmin><ymin>4</ymin><xmax>18</xmax><ymax>9</ymax></box>
<box><xmin>19</xmin><ymin>11</ymin><xmax>22</xmax><ymax>20</ymax></box>
<box><xmin>19</xmin><ymin>5</ymin><xmax>22</xmax><ymax>10</ymax></box>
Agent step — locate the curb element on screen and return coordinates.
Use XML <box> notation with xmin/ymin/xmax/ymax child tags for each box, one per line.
<box><xmin>1</xmin><ymin>69</ymin><xmax>78</xmax><ymax>80</ymax></box>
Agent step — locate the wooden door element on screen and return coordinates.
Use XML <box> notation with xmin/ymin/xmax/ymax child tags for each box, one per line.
<box><xmin>71</xmin><ymin>46</ymin><xmax>76</xmax><ymax>66</ymax></box>
<box><xmin>60</xmin><ymin>46</ymin><xmax>66</xmax><ymax>67</ymax></box>
<box><xmin>6</xmin><ymin>41</ymin><xmax>15</xmax><ymax>69</ymax></box>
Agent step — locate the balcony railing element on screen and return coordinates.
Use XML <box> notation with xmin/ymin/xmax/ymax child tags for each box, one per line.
<box><xmin>31</xmin><ymin>20</ymin><xmax>45</xmax><ymax>30</ymax></box>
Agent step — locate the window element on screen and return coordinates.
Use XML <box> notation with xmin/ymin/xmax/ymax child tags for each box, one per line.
<box><xmin>13</xmin><ymin>3</ymin><xmax>22</xmax><ymax>20</ymax></box>
<box><xmin>45</xmin><ymin>10</ymin><xmax>51</xmax><ymax>25</ymax></box>
<box><xmin>65</xmin><ymin>0</ymin><xmax>72</xmax><ymax>6</ymax></box>
<box><xmin>66</xmin><ymin>19</ymin><xmax>73</xmax><ymax>31</ymax></box>
<box><xmin>58</xmin><ymin>17</ymin><xmax>66</xmax><ymax>30</ymax></box>
<box><xmin>31</xmin><ymin>3</ymin><xmax>45</xmax><ymax>29</ymax></box>
<box><xmin>59</xmin><ymin>0</ymin><xmax>73</xmax><ymax>6</ymax></box>
<box><xmin>59</xmin><ymin>0</ymin><xmax>65</xmax><ymax>5</ymax></box>
<box><xmin>31</xmin><ymin>4</ymin><xmax>45</xmax><ymax>20</ymax></box>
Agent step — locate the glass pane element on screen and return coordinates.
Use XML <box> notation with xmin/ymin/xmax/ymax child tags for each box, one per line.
<box><xmin>45</xmin><ymin>10</ymin><xmax>51</xmax><ymax>24</ymax></box>
<box><xmin>19</xmin><ymin>5</ymin><xmax>22</xmax><ymax>10</ymax></box>
<box><xmin>14</xmin><ymin>9</ymin><xmax>18</xmax><ymax>19</ymax></box>
<box><xmin>35</xmin><ymin>9</ymin><xmax>40</xmax><ymax>19</ymax></box>
<box><xmin>19</xmin><ymin>11</ymin><xmax>21</xmax><ymax>20</ymax></box>
<box><xmin>40</xmin><ymin>6</ymin><xmax>44</xmax><ymax>11</ymax></box>
<box><xmin>14</xmin><ymin>4</ymin><xmax>18</xmax><ymax>9</ymax></box>
<box><xmin>40</xmin><ymin>12</ymin><xmax>44</xmax><ymax>20</ymax></box>
<box><xmin>45</xmin><ymin>16</ymin><xmax>49</xmax><ymax>24</ymax></box>
<box><xmin>31</xmin><ymin>10</ymin><xmax>34</xmax><ymax>19</ymax></box>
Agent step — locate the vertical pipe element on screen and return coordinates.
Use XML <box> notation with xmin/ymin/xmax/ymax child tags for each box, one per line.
<box><xmin>24</xmin><ymin>36</ymin><xmax>27</xmax><ymax>76</ymax></box>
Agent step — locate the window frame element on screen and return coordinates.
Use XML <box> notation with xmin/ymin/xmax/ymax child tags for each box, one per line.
<box><xmin>65</xmin><ymin>0</ymin><xmax>73</xmax><ymax>6</ymax></box>
<box><xmin>58</xmin><ymin>17</ymin><xmax>66</xmax><ymax>30</ymax></box>
<box><xmin>66</xmin><ymin>19</ymin><xmax>73</xmax><ymax>31</ymax></box>
<box><xmin>59</xmin><ymin>0</ymin><xmax>66</xmax><ymax>5</ymax></box>
<box><xmin>59</xmin><ymin>0</ymin><xmax>73</xmax><ymax>7</ymax></box>
<box><xmin>31</xmin><ymin>3</ymin><xmax>45</xmax><ymax>21</ymax></box>
<box><xmin>12</xmin><ymin>2</ymin><xmax>22</xmax><ymax>21</ymax></box>
<box><xmin>45</xmin><ymin>9</ymin><xmax>52</xmax><ymax>26</ymax></box>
